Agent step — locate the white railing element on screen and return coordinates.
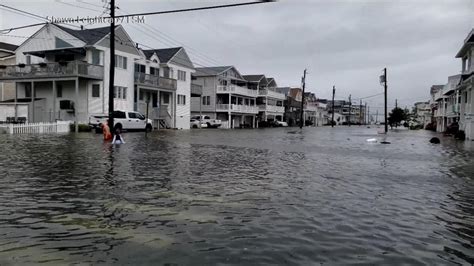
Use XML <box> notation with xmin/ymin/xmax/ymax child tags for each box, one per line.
<box><xmin>258</xmin><ymin>105</ymin><xmax>285</xmax><ymax>113</ymax></box>
<box><xmin>258</xmin><ymin>89</ymin><xmax>286</xmax><ymax>100</ymax></box>
<box><xmin>216</xmin><ymin>85</ymin><xmax>258</xmax><ymax>97</ymax></box>
<box><xmin>0</xmin><ymin>121</ymin><xmax>72</xmax><ymax>134</ymax></box>
<box><xmin>215</xmin><ymin>104</ymin><xmax>258</xmax><ymax>114</ymax></box>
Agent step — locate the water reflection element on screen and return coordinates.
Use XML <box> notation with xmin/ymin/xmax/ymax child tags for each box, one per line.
<box><xmin>0</xmin><ymin>127</ymin><xmax>472</xmax><ymax>264</ymax></box>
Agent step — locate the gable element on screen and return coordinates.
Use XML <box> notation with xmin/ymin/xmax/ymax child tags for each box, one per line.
<box><xmin>96</xmin><ymin>26</ymin><xmax>140</xmax><ymax>56</ymax></box>
<box><xmin>18</xmin><ymin>24</ymin><xmax>85</xmax><ymax>55</ymax></box>
<box><xmin>222</xmin><ymin>66</ymin><xmax>244</xmax><ymax>80</ymax></box>
<box><xmin>169</xmin><ymin>48</ymin><xmax>194</xmax><ymax>69</ymax></box>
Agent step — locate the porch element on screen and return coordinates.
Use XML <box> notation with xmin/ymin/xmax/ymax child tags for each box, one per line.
<box><xmin>134</xmin><ymin>85</ymin><xmax>175</xmax><ymax>129</ymax></box>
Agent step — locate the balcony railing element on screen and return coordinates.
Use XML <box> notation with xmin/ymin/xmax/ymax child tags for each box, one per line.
<box><xmin>258</xmin><ymin>89</ymin><xmax>286</xmax><ymax>100</ymax></box>
<box><xmin>134</xmin><ymin>72</ymin><xmax>177</xmax><ymax>91</ymax></box>
<box><xmin>0</xmin><ymin>61</ymin><xmax>104</xmax><ymax>80</ymax></box>
<box><xmin>216</xmin><ymin>85</ymin><xmax>258</xmax><ymax>97</ymax></box>
<box><xmin>258</xmin><ymin>104</ymin><xmax>285</xmax><ymax>113</ymax></box>
<box><xmin>216</xmin><ymin>104</ymin><xmax>259</xmax><ymax>114</ymax></box>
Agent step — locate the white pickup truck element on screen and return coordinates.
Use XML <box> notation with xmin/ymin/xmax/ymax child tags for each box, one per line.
<box><xmin>190</xmin><ymin>115</ymin><xmax>222</xmax><ymax>128</ymax></box>
<box><xmin>89</xmin><ymin>110</ymin><xmax>153</xmax><ymax>132</ymax></box>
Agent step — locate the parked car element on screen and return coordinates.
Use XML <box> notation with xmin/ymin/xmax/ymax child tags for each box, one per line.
<box><xmin>190</xmin><ymin>119</ymin><xmax>208</xmax><ymax>129</ymax></box>
<box><xmin>89</xmin><ymin>110</ymin><xmax>153</xmax><ymax>132</ymax></box>
<box><xmin>190</xmin><ymin>115</ymin><xmax>222</xmax><ymax>128</ymax></box>
<box><xmin>275</xmin><ymin>120</ymin><xmax>288</xmax><ymax>127</ymax></box>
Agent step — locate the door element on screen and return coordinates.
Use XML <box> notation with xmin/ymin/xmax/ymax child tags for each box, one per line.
<box><xmin>127</xmin><ymin>112</ymin><xmax>141</xmax><ymax>129</ymax></box>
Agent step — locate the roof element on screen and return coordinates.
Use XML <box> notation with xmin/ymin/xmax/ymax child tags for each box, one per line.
<box><xmin>0</xmin><ymin>42</ymin><xmax>18</xmax><ymax>52</ymax></box>
<box><xmin>55</xmin><ymin>24</ymin><xmax>112</xmax><ymax>45</ymax></box>
<box><xmin>242</xmin><ymin>75</ymin><xmax>265</xmax><ymax>82</ymax></box>
<box><xmin>455</xmin><ymin>28</ymin><xmax>474</xmax><ymax>58</ymax></box>
<box><xmin>193</xmin><ymin>66</ymin><xmax>233</xmax><ymax>77</ymax></box>
<box><xmin>143</xmin><ymin>47</ymin><xmax>182</xmax><ymax>63</ymax></box>
<box><xmin>430</xmin><ymin>85</ymin><xmax>444</xmax><ymax>94</ymax></box>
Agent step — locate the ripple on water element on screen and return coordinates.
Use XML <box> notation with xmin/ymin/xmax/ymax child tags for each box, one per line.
<box><xmin>0</xmin><ymin>128</ymin><xmax>473</xmax><ymax>264</ymax></box>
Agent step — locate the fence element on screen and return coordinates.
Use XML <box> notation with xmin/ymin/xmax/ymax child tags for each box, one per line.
<box><xmin>0</xmin><ymin>121</ymin><xmax>72</xmax><ymax>134</ymax></box>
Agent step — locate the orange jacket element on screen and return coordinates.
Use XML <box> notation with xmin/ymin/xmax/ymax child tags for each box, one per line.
<box><xmin>102</xmin><ymin>124</ymin><xmax>113</xmax><ymax>141</ymax></box>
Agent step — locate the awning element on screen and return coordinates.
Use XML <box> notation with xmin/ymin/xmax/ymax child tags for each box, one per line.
<box><xmin>24</xmin><ymin>47</ymin><xmax>86</xmax><ymax>58</ymax></box>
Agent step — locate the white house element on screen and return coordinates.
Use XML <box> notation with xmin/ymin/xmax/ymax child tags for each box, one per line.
<box><xmin>191</xmin><ymin>66</ymin><xmax>258</xmax><ymax>129</ymax></box>
<box><xmin>0</xmin><ymin>24</ymin><xmax>190</xmax><ymax>130</ymax></box>
<box><xmin>139</xmin><ymin>47</ymin><xmax>194</xmax><ymax>129</ymax></box>
<box><xmin>456</xmin><ymin>28</ymin><xmax>474</xmax><ymax>140</ymax></box>
<box><xmin>0</xmin><ymin>24</ymin><xmax>142</xmax><ymax>127</ymax></box>
<box><xmin>242</xmin><ymin>75</ymin><xmax>285</xmax><ymax>124</ymax></box>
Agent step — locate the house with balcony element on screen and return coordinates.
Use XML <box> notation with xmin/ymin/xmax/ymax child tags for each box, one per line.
<box><xmin>0</xmin><ymin>23</ymin><xmax>144</xmax><ymax>128</ymax></box>
<box><xmin>243</xmin><ymin>75</ymin><xmax>285</xmax><ymax>123</ymax></box>
<box><xmin>140</xmin><ymin>47</ymin><xmax>194</xmax><ymax>129</ymax></box>
<box><xmin>191</xmin><ymin>66</ymin><xmax>258</xmax><ymax>128</ymax></box>
<box><xmin>0</xmin><ymin>42</ymin><xmax>18</xmax><ymax>104</ymax></box>
<box><xmin>275</xmin><ymin>87</ymin><xmax>302</xmax><ymax>126</ymax></box>
<box><xmin>456</xmin><ymin>28</ymin><xmax>474</xmax><ymax>140</ymax></box>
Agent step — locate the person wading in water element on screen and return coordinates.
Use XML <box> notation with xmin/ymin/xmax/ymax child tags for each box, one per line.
<box><xmin>102</xmin><ymin>120</ymin><xmax>112</xmax><ymax>141</ymax></box>
<box><xmin>112</xmin><ymin>128</ymin><xmax>125</xmax><ymax>144</ymax></box>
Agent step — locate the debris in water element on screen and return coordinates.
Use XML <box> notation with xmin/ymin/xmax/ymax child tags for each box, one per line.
<box><xmin>430</xmin><ymin>137</ymin><xmax>440</xmax><ymax>144</ymax></box>
<box><xmin>380</xmin><ymin>141</ymin><xmax>391</xmax><ymax>144</ymax></box>
<box><xmin>366</xmin><ymin>138</ymin><xmax>377</xmax><ymax>142</ymax></box>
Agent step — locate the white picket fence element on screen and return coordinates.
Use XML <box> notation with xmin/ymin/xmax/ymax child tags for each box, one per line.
<box><xmin>0</xmin><ymin>121</ymin><xmax>72</xmax><ymax>134</ymax></box>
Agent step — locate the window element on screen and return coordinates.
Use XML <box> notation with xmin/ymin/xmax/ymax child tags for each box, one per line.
<box><xmin>92</xmin><ymin>50</ymin><xmax>101</xmax><ymax>65</ymax></box>
<box><xmin>113</xmin><ymin>111</ymin><xmax>126</xmax><ymax>119</ymax></box>
<box><xmin>25</xmin><ymin>85</ymin><xmax>31</xmax><ymax>98</ymax></box>
<box><xmin>465</xmin><ymin>91</ymin><xmax>468</xmax><ymax>103</ymax></box>
<box><xmin>57</xmin><ymin>85</ymin><xmax>63</xmax><ymax>98</ymax></box>
<box><xmin>113</xmin><ymin>86</ymin><xmax>127</xmax><ymax>100</ymax></box>
<box><xmin>178</xmin><ymin>70</ymin><xmax>186</xmax><ymax>81</ymax></box>
<box><xmin>204</xmin><ymin>116</ymin><xmax>210</xmax><ymax>119</ymax></box>
<box><xmin>150</xmin><ymin>67</ymin><xmax>159</xmax><ymax>76</ymax></box>
<box><xmin>128</xmin><ymin>112</ymin><xmax>137</xmax><ymax>119</ymax></box>
<box><xmin>178</xmin><ymin>94</ymin><xmax>186</xmax><ymax>105</ymax></box>
<box><xmin>162</xmin><ymin>93</ymin><xmax>170</xmax><ymax>104</ymax></box>
<box><xmin>26</xmin><ymin>55</ymin><xmax>31</xmax><ymax>65</ymax></box>
<box><xmin>92</xmin><ymin>84</ymin><xmax>100</xmax><ymax>98</ymax></box>
<box><xmin>202</xmin><ymin>96</ymin><xmax>211</xmax><ymax>105</ymax></box>
<box><xmin>115</xmin><ymin>55</ymin><xmax>127</xmax><ymax>69</ymax></box>
<box><xmin>134</xmin><ymin>63</ymin><xmax>145</xmax><ymax>73</ymax></box>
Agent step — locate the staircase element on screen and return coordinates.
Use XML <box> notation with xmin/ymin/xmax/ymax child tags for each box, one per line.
<box><xmin>158</xmin><ymin>119</ymin><xmax>171</xmax><ymax>129</ymax></box>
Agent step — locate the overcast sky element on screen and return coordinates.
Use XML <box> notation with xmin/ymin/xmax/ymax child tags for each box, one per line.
<box><xmin>1</xmin><ymin>0</ymin><xmax>473</xmax><ymax>114</ymax></box>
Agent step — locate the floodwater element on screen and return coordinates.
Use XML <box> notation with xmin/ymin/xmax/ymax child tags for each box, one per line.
<box><xmin>0</xmin><ymin>127</ymin><xmax>473</xmax><ymax>265</ymax></box>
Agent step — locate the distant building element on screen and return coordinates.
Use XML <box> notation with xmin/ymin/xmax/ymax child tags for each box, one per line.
<box><xmin>413</xmin><ymin>101</ymin><xmax>431</xmax><ymax>127</ymax></box>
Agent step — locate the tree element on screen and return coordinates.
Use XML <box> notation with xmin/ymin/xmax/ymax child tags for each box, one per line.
<box><xmin>388</xmin><ymin>107</ymin><xmax>408</xmax><ymax>127</ymax></box>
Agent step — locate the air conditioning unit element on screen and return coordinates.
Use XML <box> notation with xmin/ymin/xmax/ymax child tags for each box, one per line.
<box><xmin>59</xmin><ymin>100</ymin><xmax>75</xmax><ymax>112</ymax></box>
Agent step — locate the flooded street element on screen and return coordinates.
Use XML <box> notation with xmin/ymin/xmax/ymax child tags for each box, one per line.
<box><xmin>0</xmin><ymin>127</ymin><xmax>473</xmax><ymax>265</ymax></box>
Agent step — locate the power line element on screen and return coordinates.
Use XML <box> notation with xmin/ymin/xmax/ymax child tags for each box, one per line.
<box><xmin>0</xmin><ymin>23</ymin><xmax>47</xmax><ymax>34</ymax></box>
<box><xmin>111</xmin><ymin>1</ymin><xmax>274</xmax><ymax>19</ymax></box>
<box><xmin>55</xmin><ymin>0</ymin><xmax>105</xmax><ymax>12</ymax></box>
<box><xmin>0</xmin><ymin>4</ymin><xmax>50</xmax><ymax>22</ymax></box>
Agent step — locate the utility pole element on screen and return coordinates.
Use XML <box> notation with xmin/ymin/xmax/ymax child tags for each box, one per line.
<box><xmin>364</xmin><ymin>102</ymin><xmax>367</xmax><ymax>125</ymax></box>
<box><xmin>359</xmin><ymin>99</ymin><xmax>362</xmax><ymax>125</ymax></box>
<box><xmin>299</xmin><ymin>69</ymin><xmax>306</xmax><ymax>129</ymax></box>
<box><xmin>365</xmin><ymin>103</ymin><xmax>370</xmax><ymax>125</ymax></box>
<box><xmin>384</xmin><ymin>67</ymin><xmax>388</xmax><ymax>133</ymax></box>
<box><xmin>348</xmin><ymin>94</ymin><xmax>351</xmax><ymax>127</ymax></box>
<box><xmin>376</xmin><ymin>109</ymin><xmax>378</xmax><ymax>124</ymax></box>
<box><xmin>395</xmin><ymin>99</ymin><xmax>398</xmax><ymax>109</ymax></box>
<box><xmin>331</xmin><ymin>85</ymin><xmax>335</xmax><ymax>127</ymax></box>
<box><xmin>108</xmin><ymin>0</ymin><xmax>116</xmax><ymax>130</ymax></box>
